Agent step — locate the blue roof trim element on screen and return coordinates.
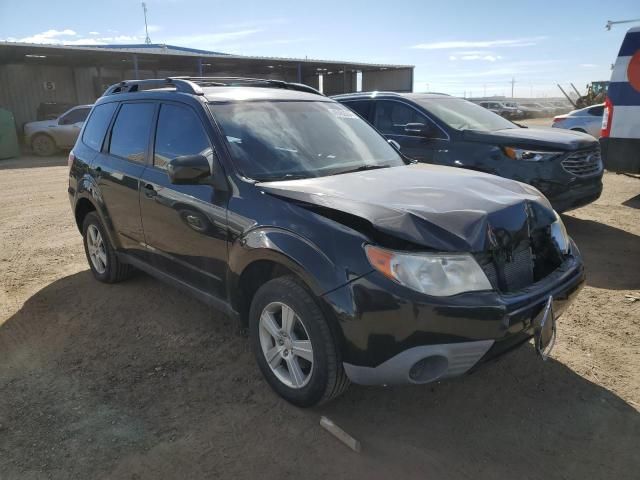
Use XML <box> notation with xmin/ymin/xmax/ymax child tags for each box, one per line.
<box><xmin>618</xmin><ymin>31</ymin><xmax>640</xmax><ymax>57</ymax></box>
<box><xmin>72</xmin><ymin>44</ymin><xmax>230</xmax><ymax>56</ymax></box>
<box><xmin>608</xmin><ymin>82</ymin><xmax>640</xmax><ymax>106</ymax></box>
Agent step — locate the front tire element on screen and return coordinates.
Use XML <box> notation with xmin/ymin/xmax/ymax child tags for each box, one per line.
<box><xmin>82</xmin><ymin>212</ymin><xmax>133</xmax><ymax>283</ymax></box>
<box><xmin>31</xmin><ymin>134</ymin><xmax>58</xmax><ymax>156</ymax></box>
<box><xmin>249</xmin><ymin>276</ymin><xmax>350</xmax><ymax>407</ymax></box>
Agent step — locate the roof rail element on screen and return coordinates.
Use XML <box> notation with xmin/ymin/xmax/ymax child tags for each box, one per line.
<box><xmin>103</xmin><ymin>78</ymin><xmax>205</xmax><ymax>96</ymax></box>
<box><xmin>103</xmin><ymin>76</ymin><xmax>324</xmax><ymax>97</ymax></box>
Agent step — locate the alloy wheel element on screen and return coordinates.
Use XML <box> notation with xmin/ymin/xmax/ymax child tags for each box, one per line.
<box><xmin>258</xmin><ymin>301</ymin><xmax>314</xmax><ymax>389</ymax></box>
<box><xmin>86</xmin><ymin>224</ymin><xmax>107</xmax><ymax>274</ymax></box>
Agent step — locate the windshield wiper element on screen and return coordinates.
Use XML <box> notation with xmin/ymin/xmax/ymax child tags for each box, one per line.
<box><xmin>330</xmin><ymin>164</ymin><xmax>390</xmax><ymax>176</ymax></box>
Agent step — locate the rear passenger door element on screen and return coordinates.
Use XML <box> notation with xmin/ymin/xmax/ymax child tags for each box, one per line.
<box><xmin>139</xmin><ymin>102</ymin><xmax>228</xmax><ymax>299</ymax></box>
<box><xmin>95</xmin><ymin>102</ymin><xmax>156</xmax><ymax>256</ymax></box>
<box><xmin>372</xmin><ymin>100</ymin><xmax>448</xmax><ymax>163</ymax></box>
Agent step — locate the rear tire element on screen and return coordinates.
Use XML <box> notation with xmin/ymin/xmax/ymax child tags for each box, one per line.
<box><xmin>31</xmin><ymin>134</ymin><xmax>57</xmax><ymax>156</ymax></box>
<box><xmin>249</xmin><ymin>275</ymin><xmax>350</xmax><ymax>407</ymax></box>
<box><xmin>82</xmin><ymin>212</ymin><xmax>133</xmax><ymax>283</ymax></box>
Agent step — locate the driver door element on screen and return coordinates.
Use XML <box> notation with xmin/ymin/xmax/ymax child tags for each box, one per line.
<box><xmin>372</xmin><ymin>100</ymin><xmax>448</xmax><ymax>164</ymax></box>
<box><xmin>139</xmin><ymin>102</ymin><xmax>228</xmax><ymax>299</ymax></box>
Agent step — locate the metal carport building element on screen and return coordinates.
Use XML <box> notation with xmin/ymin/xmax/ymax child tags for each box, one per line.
<box><xmin>0</xmin><ymin>42</ymin><xmax>414</xmax><ymax>128</ymax></box>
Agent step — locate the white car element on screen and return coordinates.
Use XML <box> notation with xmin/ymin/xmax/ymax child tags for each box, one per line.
<box><xmin>552</xmin><ymin>104</ymin><xmax>604</xmax><ymax>138</ymax></box>
<box><xmin>24</xmin><ymin>105</ymin><xmax>93</xmax><ymax>156</ymax></box>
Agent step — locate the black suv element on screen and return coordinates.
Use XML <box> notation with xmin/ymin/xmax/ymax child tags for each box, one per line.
<box><xmin>333</xmin><ymin>92</ymin><xmax>603</xmax><ymax>213</ymax></box>
<box><xmin>69</xmin><ymin>78</ymin><xmax>584</xmax><ymax>406</ymax></box>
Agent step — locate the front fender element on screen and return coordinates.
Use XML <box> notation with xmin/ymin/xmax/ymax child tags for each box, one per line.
<box><xmin>228</xmin><ymin>227</ymin><xmax>345</xmax><ymax>299</ymax></box>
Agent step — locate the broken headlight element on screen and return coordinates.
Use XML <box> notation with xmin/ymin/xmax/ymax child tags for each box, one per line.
<box><xmin>365</xmin><ymin>245</ymin><xmax>492</xmax><ymax>296</ymax></box>
<box><xmin>503</xmin><ymin>147</ymin><xmax>562</xmax><ymax>161</ymax></box>
<box><xmin>550</xmin><ymin>212</ymin><xmax>570</xmax><ymax>255</ymax></box>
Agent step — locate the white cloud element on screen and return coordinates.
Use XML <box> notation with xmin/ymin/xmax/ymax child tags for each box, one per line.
<box><xmin>9</xmin><ymin>29</ymin><xmax>77</xmax><ymax>43</ymax></box>
<box><xmin>580</xmin><ymin>63</ymin><xmax>597</xmax><ymax>68</ymax></box>
<box><xmin>89</xmin><ymin>31</ymin><xmax>100</xmax><ymax>35</ymax></box>
<box><xmin>449</xmin><ymin>55</ymin><xmax>457</xmax><ymax>61</ymax></box>
<box><xmin>460</xmin><ymin>55</ymin><xmax>503</xmax><ymax>62</ymax></box>
<box><xmin>411</xmin><ymin>36</ymin><xmax>547</xmax><ymax>50</ymax></box>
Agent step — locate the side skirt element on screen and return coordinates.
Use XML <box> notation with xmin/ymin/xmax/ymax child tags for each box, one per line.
<box><xmin>118</xmin><ymin>252</ymin><xmax>239</xmax><ymax>321</ymax></box>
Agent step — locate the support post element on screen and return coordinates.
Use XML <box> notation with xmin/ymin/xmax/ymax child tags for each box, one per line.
<box><xmin>133</xmin><ymin>54</ymin><xmax>139</xmax><ymax>80</ymax></box>
<box><xmin>297</xmin><ymin>62</ymin><xmax>302</xmax><ymax>83</ymax></box>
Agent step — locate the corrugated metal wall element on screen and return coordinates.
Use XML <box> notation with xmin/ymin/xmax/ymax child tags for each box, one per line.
<box><xmin>0</xmin><ymin>64</ymin><xmax>79</xmax><ymax>128</ymax></box>
<box><xmin>362</xmin><ymin>68</ymin><xmax>413</xmax><ymax>93</ymax></box>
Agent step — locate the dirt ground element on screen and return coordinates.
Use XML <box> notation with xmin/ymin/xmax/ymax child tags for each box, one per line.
<box><xmin>1</xmin><ymin>153</ymin><xmax>638</xmax><ymax>480</ymax></box>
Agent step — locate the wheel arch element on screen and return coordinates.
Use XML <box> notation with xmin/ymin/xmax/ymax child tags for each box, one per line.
<box><xmin>228</xmin><ymin>228</ymin><xmax>345</xmax><ymax>331</ymax></box>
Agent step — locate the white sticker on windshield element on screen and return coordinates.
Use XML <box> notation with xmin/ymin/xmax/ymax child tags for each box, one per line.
<box><xmin>328</xmin><ymin>108</ymin><xmax>358</xmax><ymax>119</ymax></box>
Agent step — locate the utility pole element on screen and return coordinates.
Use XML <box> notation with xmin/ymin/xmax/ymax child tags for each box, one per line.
<box><xmin>510</xmin><ymin>77</ymin><xmax>516</xmax><ymax>98</ymax></box>
<box><xmin>142</xmin><ymin>2</ymin><xmax>152</xmax><ymax>45</ymax></box>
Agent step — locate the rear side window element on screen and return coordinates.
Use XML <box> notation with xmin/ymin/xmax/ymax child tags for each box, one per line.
<box><xmin>82</xmin><ymin>103</ymin><xmax>117</xmax><ymax>151</ymax></box>
<box><xmin>588</xmin><ymin>105</ymin><xmax>604</xmax><ymax>116</ymax></box>
<box><xmin>153</xmin><ymin>104</ymin><xmax>210</xmax><ymax>170</ymax></box>
<box><xmin>109</xmin><ymin>103</ymin><xmax>156</xmax><ymax>163</ymax></box>
<box><xmin>342</xmin><ymin>101</ymin><xmax>373</xmax><ymax>121</ymax></box>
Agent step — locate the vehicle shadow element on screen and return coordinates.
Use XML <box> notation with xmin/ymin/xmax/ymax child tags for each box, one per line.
<box><xmin>0</xmin><ymin>154</ymin><xmax>67</xmax><ymax>170</ymax></box>
<box><xmin>1</xmin><ymin>271</ymin><xmax>638</xmax><ymax>479</ymax></box>
<box><xmin>562</xmin><ymin>215</ymin><xmax>640</xmax><ymax>290</ymax></box>
<box><xmin>621</xmin><ymin>193</ymin><xmax>640</xmax><ymax>209</ymax></box>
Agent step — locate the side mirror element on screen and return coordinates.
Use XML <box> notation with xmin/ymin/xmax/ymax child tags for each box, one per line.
<box><xmin>167</xmin><ymin>154</ymin><xmax>211</xmax><ymax>184</ymax></box>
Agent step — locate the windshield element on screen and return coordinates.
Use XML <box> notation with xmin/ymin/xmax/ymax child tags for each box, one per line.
<box><xmin>209</xmin><ymin>100</ymin><xmax>404</xmax><ymax>181</ymax></box>
<box><xmin>410</xmin><ymin>97</ymin><xmax>517</xmax><ymax>132</ymax></box>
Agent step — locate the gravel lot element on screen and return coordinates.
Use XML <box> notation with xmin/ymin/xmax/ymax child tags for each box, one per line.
<box><xmin>1</xmin><ymin>153</ymin><xmax>639</xmax><ymax>479</ymax></box>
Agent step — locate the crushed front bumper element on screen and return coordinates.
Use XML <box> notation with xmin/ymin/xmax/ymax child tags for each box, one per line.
<box><xmin>322</xmin><ymin>244</ymin><xmax>585</xmax><ymax>386</ymax></box>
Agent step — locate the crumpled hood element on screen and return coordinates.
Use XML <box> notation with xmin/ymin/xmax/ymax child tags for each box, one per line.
<box><xmin>463</xmin><ymin>127</ymin><xmax>597</xmax><ymax>150</ymax></box>
<box><xmin>258</xmin><ymin>163</ymin><xmax>557</xmax><ymax>252</ymax></box>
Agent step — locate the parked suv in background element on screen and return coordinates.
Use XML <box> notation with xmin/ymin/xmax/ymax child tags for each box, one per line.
<box><xmin>334</xmin><ymin>92</ymin><xmax>603</xmax><ymax>212</ymax></box>
<box><xmin>69</xmin><ymin>78</ymin><xmax>584</xmax><ymax>406</ymax></box>
<box><xmin>24</xmin><ymin>104</ymin><xmax>92</xmax><ymax>156</ymax></box>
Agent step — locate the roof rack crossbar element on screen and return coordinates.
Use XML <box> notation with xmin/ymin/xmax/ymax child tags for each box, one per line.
<box><xmin>103</xmin><ymin>76</ymin><xmax>323</xmax><ymax>97</ymax></box>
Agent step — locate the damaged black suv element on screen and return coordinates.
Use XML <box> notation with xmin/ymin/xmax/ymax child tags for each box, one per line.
<box><xmin>69</xmin><ymin>78</ymin><xmax>585</xmax><ymax>407</ymax></box>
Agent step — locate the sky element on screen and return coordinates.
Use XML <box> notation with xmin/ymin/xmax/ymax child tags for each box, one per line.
<box><xmin>0</xmin><ymin>0</ymin><xmax>638</xmax><ymax>97</ymax></box>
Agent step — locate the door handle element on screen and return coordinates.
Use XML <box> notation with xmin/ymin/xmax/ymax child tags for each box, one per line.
<box><xmin>143</xmin><ymin>183</ymin><xmax>158</xmax><ymax>198</ymax></box>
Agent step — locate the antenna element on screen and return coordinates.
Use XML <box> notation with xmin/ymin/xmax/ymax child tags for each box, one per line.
<box><xmin>142</xmin><ymin>2</ymin><xmax>152</xmax><ymax>45</ymax></box>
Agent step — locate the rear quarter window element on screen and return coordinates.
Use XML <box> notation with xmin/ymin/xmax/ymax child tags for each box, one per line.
<box><xmin>82</xmin><ymin>103</ymin><xmax>117</xmax><ymax>151</ymax></box>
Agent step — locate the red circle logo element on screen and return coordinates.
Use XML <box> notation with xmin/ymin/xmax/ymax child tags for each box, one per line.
<box><xmin>628</xmin><ymin>50</ymin><xmax>640</xmax><ymax>92</ymax></box>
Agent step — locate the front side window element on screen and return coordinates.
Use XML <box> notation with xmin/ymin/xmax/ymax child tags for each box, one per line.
<box><xmin>373</xmin><ymin>100</ymin><xmax>429</xmax><ymax>136</ymax></box>
<box><xmin>60</xmin><ymin>108</ymin><xmax>90</xmax><ymax>125</ymax></box>
<box><xmin>209</xmin><ymin>100</ymin><xmax>404</xmax><ymax>181</ymax></box>
<box><xmin>154</xmin><ymin>104</ymin><xmax>211</xmax><ymax>170</ymax></box>
<box><xmin>412</xmin><ymin>97</ymin><xmax>516</xmax><ymax>132</ymax></box>
<box><xmin>82</xmin><ymin>103</ymin><xmax>117</xmax><ymax>151</ymax></box>
<box><xmin>108</xmin><ymin>103</ymin><xmax>156</xmax><ymax>163</ymax></box>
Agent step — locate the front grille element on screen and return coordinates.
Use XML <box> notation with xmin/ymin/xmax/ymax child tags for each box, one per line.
<box><xmin>561</xmin><ymin>148</ymin><xmax>603</xmax><ymax>177</ymax></box>
<box><xmin>478</xmin><ymin>242</ymin><xmax>534</xmax><ymax>292</ymax></box>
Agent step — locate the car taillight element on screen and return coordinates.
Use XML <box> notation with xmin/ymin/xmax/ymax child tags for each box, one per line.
<box><xmin>68</xmin><ymin>151</ymin><xmax>75</xmax><ymax>169</ymax></box>
<box><xmin>601</xmin><ymin>97</ymin><xmax>613</xmax><ymax>138</ymax></box>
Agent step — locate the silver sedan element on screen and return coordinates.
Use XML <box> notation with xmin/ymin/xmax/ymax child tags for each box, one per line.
<box><xmin>24</xmin><ymin>105</ymin><xmax>93</xmax><ymax>156</ymax></box>
<box><xmin>552</xmin><ymin>104</ymin><xmax>603</xmax><ymax>138</ymax></box>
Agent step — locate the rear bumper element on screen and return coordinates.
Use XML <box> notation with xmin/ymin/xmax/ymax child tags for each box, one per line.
<box><xmin>600</xmin><ymin>137</ymin><xmax>640</xmax><ymax>174</ymax></box>
<box><xmin>324</xmin><ymin>245</ymin><xmax>584</xmax><ymax>386</ymax></box>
